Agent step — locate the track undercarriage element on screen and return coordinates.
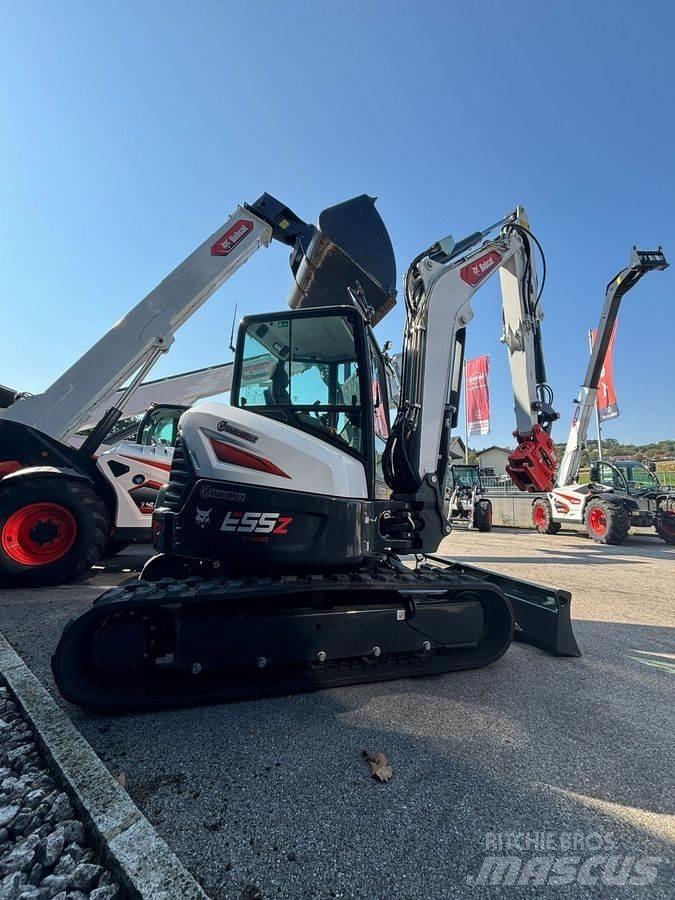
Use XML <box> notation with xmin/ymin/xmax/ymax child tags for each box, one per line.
<box><xmin>52</xmin><ymin>556</ymin><xmax>579</xmax><ymax>712</ymax></box>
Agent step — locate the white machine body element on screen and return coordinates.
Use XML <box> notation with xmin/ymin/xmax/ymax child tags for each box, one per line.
<box><xmin>97</xmin><ymin>441</ymin><xmax>174</xmax><ymax>531</ymax></box>
<box><xmin>179</xmin><ymin>403</ymin><xmax>368</xmax><ymax>499</ymax></box>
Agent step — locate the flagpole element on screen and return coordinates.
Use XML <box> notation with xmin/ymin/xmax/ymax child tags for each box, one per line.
<box><xmin>464</xmin><ymin>359</ymin><xmax>469</xmax><ymax>464</ymax></box>
<box><xmin>588</xmin><ymin>330</ymin><xmax>603</xmax><ymax>461</ymax></box>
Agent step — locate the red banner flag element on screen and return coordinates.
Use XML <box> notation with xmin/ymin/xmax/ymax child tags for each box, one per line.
<box><xmin>590</xmin><ymin>322</ymin><xmax>620</xmax><ymax>421</ymax></box>
<box><xmin>466</xmin><ymin>355</ymin><xmax>490</xmax><ymax>435</ymax></box>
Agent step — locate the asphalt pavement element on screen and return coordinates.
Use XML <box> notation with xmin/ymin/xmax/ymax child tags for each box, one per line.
<box><xmin>0</xmin><ymin>528</ymin><xmax>673</xmax><ymax>899</ymax></box>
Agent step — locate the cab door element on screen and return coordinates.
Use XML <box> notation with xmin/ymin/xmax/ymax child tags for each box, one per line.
<box><xmin>368</xmin><ymin>337</ymin><xmax>391</xmax><ymax>500</ymax></box>
<box><xmin>596</xmin><ymin>462</ymin><xmax>627</xmax><ymax>493</ymax></box>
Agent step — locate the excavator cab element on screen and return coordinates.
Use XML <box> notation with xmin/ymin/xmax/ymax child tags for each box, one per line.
<box><xmin>232</xmin><ymin>305</ymin><xmax>390</xmax><ymax>500</ymax></box>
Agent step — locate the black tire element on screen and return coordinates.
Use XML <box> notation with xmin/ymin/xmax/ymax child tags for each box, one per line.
<box><xmin>102</xmin><ymin>539</ymin><xmax>130</xmax><ymax>557</ymax></box>
<box><xmin>0</xmin><ymin>476</ymin><xmax>110</xmax><ymax>586</ymax></box>
<box><xmin>532</xmin><ymin>498</ymin><xmax>561</xmax><ymax>534</ymax></box>
<box><xmin>473</xmin><ymin>499</ymin><xmax>493</xmax><ymax>532</ymax></box>
<box><xmin>584</xmin><ymin>498</ymin><xmax>630</xmax><ymax>545</ymax></box>
<box><xmin>655</xmin><ymin>514</ymin><xmax>675</xmax><ymax>545</ymax></box>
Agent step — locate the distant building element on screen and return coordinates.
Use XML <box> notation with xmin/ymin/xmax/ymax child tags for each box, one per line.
<box><xmin>448</xmin><ymin>437</ymin><xmax>466</xmax><ymax>461</ymax></box>
<box><xmin>476</xmin><ymin>445</ymin><xmax>510</xmax><ymax>477</ymax></box>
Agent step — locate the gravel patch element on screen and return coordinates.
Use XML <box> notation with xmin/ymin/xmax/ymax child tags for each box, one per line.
<box><xmin>0</xmin><ymin>684</ymin><xmax>122</xmax><ymax>900</ymax></box>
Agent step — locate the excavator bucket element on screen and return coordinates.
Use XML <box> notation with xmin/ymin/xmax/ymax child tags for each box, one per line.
<box><xmin>426</xmin><ymin>556</ymin><xmax>581</xmax><ymax>657</ymax></box>
<box><xmin>287</xmin><ymin>195</ymin><xmax>397</xmax><ymax>325</ymax></box>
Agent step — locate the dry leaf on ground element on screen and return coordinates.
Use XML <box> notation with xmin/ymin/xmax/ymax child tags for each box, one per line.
<box><xmin>361</xmin><ymin>749</ymin><xmax>393</xmax><ymax>782</ymax></box>
<box><xmin>115</xmin><ymin>772</ymin><xmax>127</xmax><ymax>788</ymax></box>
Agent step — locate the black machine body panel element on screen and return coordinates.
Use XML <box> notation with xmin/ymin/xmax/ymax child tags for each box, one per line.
<box><xmin>154</xmin><ymin>478</ymin><xmax>372</xmax><ymax>566</ymax></box>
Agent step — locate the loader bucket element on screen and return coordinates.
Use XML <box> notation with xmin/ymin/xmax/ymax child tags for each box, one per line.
<box><xmin>287</xmin><ymin>195</ymin><xmax>397</xmax><ymax>325</ymax></box>
<box><xmin>426</xmin><ymin>555</ymin><xmax>581</xmax><ymax>657</ymax></box>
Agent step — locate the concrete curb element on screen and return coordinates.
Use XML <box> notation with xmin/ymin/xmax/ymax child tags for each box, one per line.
<box><xmin>0</xmin><ymin>632</ymin><xmax>209</xmax><ymax>899</ymax></box>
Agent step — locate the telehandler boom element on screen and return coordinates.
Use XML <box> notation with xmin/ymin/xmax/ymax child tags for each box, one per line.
<box><xmin>0</xmin><ymin>193</ymin><xmax>372</xmax><ymax>583</ymax></box>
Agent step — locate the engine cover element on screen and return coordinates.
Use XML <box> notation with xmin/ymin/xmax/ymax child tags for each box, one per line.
<box><xmin>155</xmin><ymin>478</ymin><xmax>371</xmax><ymax>566</ymax></box>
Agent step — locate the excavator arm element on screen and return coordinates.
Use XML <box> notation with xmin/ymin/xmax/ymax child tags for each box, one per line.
<box><xmin>384</xmin><ymin>208</ymin><xmax>559</xmax><ymax>497</ymax></box>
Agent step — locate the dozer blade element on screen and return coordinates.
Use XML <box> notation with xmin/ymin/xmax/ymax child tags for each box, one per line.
<box><xmin>287</xmin><ymin>194</ymin><xmax>397</xmax><ymax>325</ymax></box>
<box><xmin>425</xmin><ymin>555</ymin><xmax>581</xmax><ymax>657</ymax></box>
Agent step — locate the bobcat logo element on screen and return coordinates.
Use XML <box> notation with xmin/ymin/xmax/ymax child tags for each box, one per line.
<box><xmin>195</xmin><ymin>508</ymin><xmax>212</xmax><ymax>527</ymax></box>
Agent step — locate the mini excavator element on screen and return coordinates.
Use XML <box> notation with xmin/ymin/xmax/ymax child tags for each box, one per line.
<box><xmin>53</xmin><ymin>195</ymin><xmax>579</xmax><ymax>711</ymax></box>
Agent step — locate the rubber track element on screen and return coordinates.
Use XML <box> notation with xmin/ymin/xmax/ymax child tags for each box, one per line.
<box><xmin>52</xmin><ymin>561</ymin><xmax>514</xmax><ymax>712</ymax></box>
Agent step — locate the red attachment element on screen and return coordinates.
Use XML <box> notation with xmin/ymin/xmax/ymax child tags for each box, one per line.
<box><xmin>506</xmin><ymin>425</ymin><xmax>558</xmax><ymax>493</ymax></box>
<box><xmin>1</xmin><ymin>503</ymin><xmax>77</xmax><ymax>566</ymax></box>
<box><xmin>588</xmin><ymin>506</ymin><xmax>607</xmax><ymax>537</ymax></box>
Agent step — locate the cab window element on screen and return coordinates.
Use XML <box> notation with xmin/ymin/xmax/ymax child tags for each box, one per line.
<box><xmin>621</xmin><ymin>462</ymin><xmax>660</xmax><ymax>492</ymax></box>
<box><xmin>237</xmin><ymin>315</ymin><xmax>364</xmax><ymax>453</ymax></box>
<box><xmin>596</xmin><ymin>462</ymin><xmax>626</xmax><ymax>492</ymax></box>
<box><xmin>451</xmin><ymin>466</ymin><xmax>481</xmax><ymax>489</ymax></box>
<box><xmin>138</xmin><ymin>407</ymin><xmax>183</xmax><ymax>447</ymax></box>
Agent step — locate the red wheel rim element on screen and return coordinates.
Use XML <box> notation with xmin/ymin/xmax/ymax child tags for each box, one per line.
<box><xmin>588</xmin><ymin>506</ymin><xmax>607</xmax><ymax>536</ymax></box>
<box><xmin>1</xmin><ymin>503</ymin><xmax>77</xmax><ymax>566</ymax></box>
<box><xmin>534</xmin><ymin>504</ymin><xmax>547</xmax><ymax>527</ymax></box>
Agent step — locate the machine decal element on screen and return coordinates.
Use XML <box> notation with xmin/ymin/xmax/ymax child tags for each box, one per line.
<box><xmin>132</xmin><ymin>474</ymin><xmax>145</xmax><ymax>485</ymax></box>
<box><xmin>554</xmin><ymin>492</ymin><xmax>581</xmax><ymax>505</ymax></box>
<box><xmin>195</xmin><ymin>508</ymin><xmax>212</xmax><ymax>527</ymax></box>
<box><xmin>210</xmin><ymin>220</ymin><xmax>254</xmax><ymax>256</ymax></box>
<box><xmin>199</xmin><ymin>485</ymin><xmax>246</xmax><ymax>502</ymax></box>
<box><xmin>460</xmin><ymin>251</ymin><xmax>503</xmax><ymax>286</ymax></box>
<box><xmin>129</xmin><ymin>480</ymin><xmax>164</xmax><ymax>515</ymax></box>
<box><xmin>120</xmin><ymin>454</ymin><xmax>172</xmax><ymax>472</ymax></box>
<box><xmin>209</xmin><ymin>438</ymin><xmax>291</xmax><ymax>479</ymax></box>
<box><xmin>216</xmin><ymin>420</ymin><xmax>259</xmax><ymax>443</ymax></box>
<box><xmin>220</xmin><ymin>511</ymin><xmax>293</xmax><ymax>535</ymax></box>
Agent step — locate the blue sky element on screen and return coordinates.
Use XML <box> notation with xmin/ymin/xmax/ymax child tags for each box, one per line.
<box><xmin>1</xmin><ymin>1</ymin><xmax>673</xmax><ymax>448</ymax></box>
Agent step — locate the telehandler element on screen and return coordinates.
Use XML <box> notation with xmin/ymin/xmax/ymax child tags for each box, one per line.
<box><xmin>532</xmin><ymin>247</ymin><xmax>671</xmax><ymax>544</ymax></box>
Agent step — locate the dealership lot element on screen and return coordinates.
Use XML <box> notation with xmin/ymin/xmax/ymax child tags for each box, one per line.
<box><xmin>1</xmin><ymin>527</ymin><xmax>673</xmax><ymax>898</ymax></box>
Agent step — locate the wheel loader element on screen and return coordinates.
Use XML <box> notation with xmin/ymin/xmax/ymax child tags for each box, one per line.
<box><xmin>445</xmin><ymin>464</ymin><xmax>493</xmax><ymax>532</ymax></box>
